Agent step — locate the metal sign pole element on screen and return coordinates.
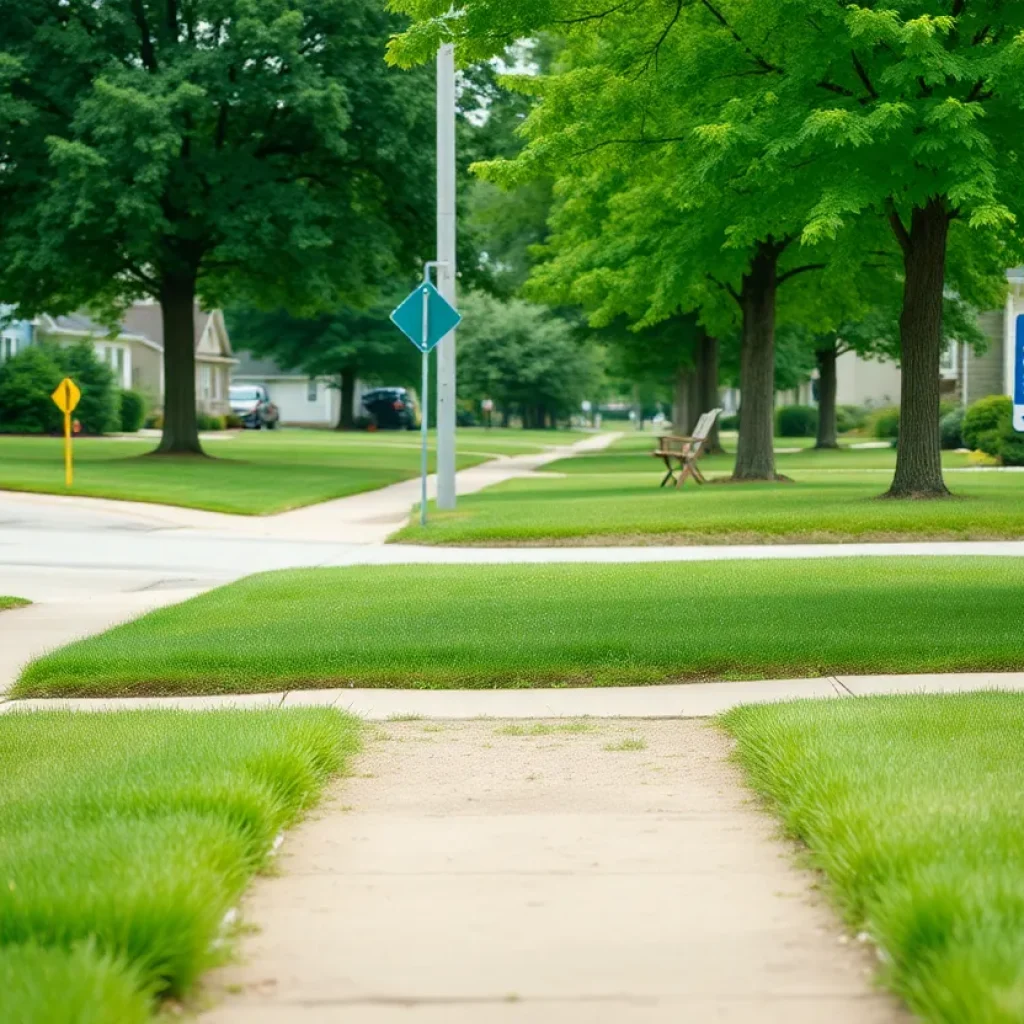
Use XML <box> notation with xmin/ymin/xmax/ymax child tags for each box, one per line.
<box><xmin>421</xmin><ymin>274</ymin><xmax>430</xmax><ymax>526</ymax></box>
<box><xmin>436</xmin><ymin>41</ymin><xmax>458</xmax><ymax>511</ymax></box>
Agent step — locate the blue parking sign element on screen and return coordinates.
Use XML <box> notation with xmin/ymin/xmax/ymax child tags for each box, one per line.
<box><xmin>1016</xmin><ymin>315</ymin><xmax>1024</xmax><ymax>432</ymax></box>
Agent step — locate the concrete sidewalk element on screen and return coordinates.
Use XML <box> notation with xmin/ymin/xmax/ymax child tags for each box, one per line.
<box><xmin>8</xmin><ymin>671</ymin><xmax>1024</xmax><ymax>717</ymax></box>
<box><xmin>199</xmin><ymin>720</ymin><xmax>907</xmax><ymax>1023</ymax></box>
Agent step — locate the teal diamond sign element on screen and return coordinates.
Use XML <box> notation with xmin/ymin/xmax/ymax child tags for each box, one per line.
<box><xmin>390</xmin><ymin>281</ymin><xmax>461</xmax><ymax>353</ymax></box>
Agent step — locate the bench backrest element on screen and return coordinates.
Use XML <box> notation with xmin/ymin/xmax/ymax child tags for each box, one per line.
<box><xmin>655</xmin><ymin>407</ymin><xmax>723</xmax><ymax>455</ymax></box>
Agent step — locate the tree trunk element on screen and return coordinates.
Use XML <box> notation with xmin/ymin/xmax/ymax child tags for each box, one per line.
<box><xmin>814</xmin><ymin>342</ymin><xmax>839</xmax><ymax>449</ymax></box>
<box><xmin>672</xmin><ymin>367</ymin><xmax>692</xmax><ymax>434</ymax></box>
<box><xmin>887</xmin><ymin>199</ymin><xmax>951</xmax><ymax>498</ymax></box>
<box><xmin>155</xmin><ymin>272</ymin><xmax>203</xmax><ymax>455</ymax></box>
<box><xmin>335</xmin><ymin>368</ymin><xmax>356</xmax><ymax>430</ymax></box>
<box><xmin>696</xmin><ymin>331</ymin><xmax>724</xmax><ymax>454</ymax></box>
<box><xmin>732</xmin><ymin>241</ymin><xmax>778</xmax><ymax>480</ymax></box>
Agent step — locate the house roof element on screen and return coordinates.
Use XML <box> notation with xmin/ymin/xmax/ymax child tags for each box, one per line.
<box><xmin>233</xmin><ymin>350</ymin><xmax>308</xmax><ymax>379</ymax></box>
<box><xmin>121</xmin><ymin>302</ymin><xmax>216</xmax><ymax>352</ymax></box>
<box><xmin>41</xmin><ymin>302</ymin><xmax>233</xmax><ymax>359</ymax></box>
<box><xmin>40</xmin><ymin>312</ymin><xmax>160</xmax><ymax>351</ymax></box>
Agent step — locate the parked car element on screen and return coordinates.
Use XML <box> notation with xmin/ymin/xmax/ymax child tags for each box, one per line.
<box><xmin>361</xmin><ymin>387</ymin><xmax>418</xmax><ymax>430</ymax></box>
<box><xmin>229</xmin><ymin>384</ymin><xmax>280</xmax><ymax>429</ymax></box>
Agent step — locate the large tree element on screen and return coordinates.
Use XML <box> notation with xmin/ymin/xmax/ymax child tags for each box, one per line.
<box><xmin>457</xmin><ymin>291</ymin><xmax>601</xmax><ymax>427</ymax></box>
<box><xmin>0</xmin><ymin>0</ymin><xmax>434</xmax><ymax>454</ymax></box>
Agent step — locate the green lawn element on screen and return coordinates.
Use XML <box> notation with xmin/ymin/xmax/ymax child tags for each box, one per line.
<box><xmin>15</xmin><ymin>558</ymin><xmax>1024</xmax><ymax>697</ymax></box>
<box><xmin>393</xmin><ymin>436</ymin><xmax>1024</xmax><ymax>545</ymax></box>
<box><xmin>0</xmin><ymin>427</ymin><xmax>590</xmax><ymax>515</ymax></box>
<box><xmin>0</xmin><ymin>596</ymin><xmax>29</xmax><ymax>612</ymax></box>
<box><xmin>722</xmin><ymin>694</ymin><xmax>1024</xmax><ymax>1024</ymax></box>
<box><xmin>0</xmin><ymin>708</ymin><xmax>358</xmax><ymax>1022</ymax></box>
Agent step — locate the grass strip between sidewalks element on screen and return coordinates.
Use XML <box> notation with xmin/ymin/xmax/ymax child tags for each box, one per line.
<box><xmin>15</xmin><ymin>558</ymin><xmax>1024</xmax><ymax>697</ymax></box>
<box><xmin>0</xmin><ymin>596</ymin><xmax>29</xmax><ymax>612</ymax></box>
<box><xmin>0</xmin><ymin>708</ymin><xmax>359</xmax><ymax>1022</ymax></box>
<box><xmin>721</xmin><ymin>693</ymin><xmax>1024</xmax><ymax>1023</ymax></box>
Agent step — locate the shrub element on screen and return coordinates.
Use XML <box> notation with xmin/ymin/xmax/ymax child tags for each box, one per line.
<box><xmin>940</xmin><ymin>406</ymin><xmax>965</xmax><ymax>450</ymax></box>
<box><xmin>118</xmin><ymin>389</ymin><xmax>146</xmax><ymax>432</ymax></box>
<box><xmin>836</xmin><ymin>404</ymin><xmax>868</xmax><ymax>433</ymax></box>
<box><xmin>50</xmin><ymin>341</ymin><xmax>119</xmax><ymax>434</ymax></box>
<box><xmin>0</xmin><ymin>347</ymin><xmax>63</xmax><ymax>434</ymax></box>
<box><xmin>719</xmin><ymin>413</ymin><xmax>739</xmax><ymax>431</ymax></box>
<box><xmin>962</xmin><ymin>395</ymin><xmax>1011</xmax><ymax>456</ymax></box>
<box><xmin>196</xmin><ymin>412</ymin><xmax>226</xmax><ymax>431</ymax></box>
<box><xmin>870</xmin><ymin>405</ymin><xmax>900</xmax><ymax>439</ymax></box>
<box><xmin>144</xmin><ymin>413</ymin><xmax>163</xmax><ymax>430</ymax></box>
<box><xmin>224</xmin><ymin>413</ymin><xmax>244</xmax><ymax>430</ymax></box>
<box><xmin>998</xmin><ymin>429</ymin><xmax>1024</xmax><ymax>467</ymax></box>
<box><xmin>775</xmin><ymin>404</ymin><xmax>818</xmax><ymax>438</ymax></box>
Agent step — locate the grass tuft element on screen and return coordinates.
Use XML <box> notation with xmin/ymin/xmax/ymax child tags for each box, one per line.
<box><xmin>0</xmin><ymin>596</ymin><xmax>30</xmax><ymax>612</ymax></box>
<box><xmin>721</xmin><ymin>693</ymin><xmax>1024</xmax><ymax>1022</ymax></box>
<box><xmin>603</xmin><ymin>734</ymin><xmax>647</xmax><ymax>752</ymax></box>
<box><xmin>0</xmin><ymin>708</ymin><xmax>358</xmax><ymax>1020</ymax></box>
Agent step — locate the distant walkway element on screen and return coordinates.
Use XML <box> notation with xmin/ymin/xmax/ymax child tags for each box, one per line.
<box><xmin>9</xmin><ymin>671</ymin><xmax>1024</xmax><ymax>718</ymax></box>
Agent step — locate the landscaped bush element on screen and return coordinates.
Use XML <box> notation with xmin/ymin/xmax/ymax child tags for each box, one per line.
<box><xmin>963</xmin><ymin>395</ymin><xmax>1010</xmax><ymax>455</ymax></box>
<box><xmin>50</xmin><ymin>341</ymin><xmax>119</xmax><ymax>434</ymax></box>
<box><xmin>195</xmin><ymin>412</ymin><xmax>225</xmax><ymax>431</ymax></box>
<box><xmin>224</xmin><ymin>413</ymin><xmax>244</xmax><ymax>430</ymax></box>
<box><xmin>835</xmin><ymin>404</ymin><xmax>868</xmax><ymax>433</ymax></box>
<box><xmin>143</xmin><ymin>412</ymin><xmax>162</xmax><ymax>429</ymax></box>
<box><xmin>0</xmin><ymin>347</ymin><xmax>63</xmax><ymax>434</ymax></box>
<box><xmin>775</xmin><ymin>404</ymin><xmax>818</xmax><ymax>438</ymax></box>
<box><xmin>719</xmin><ymin>413</ymin><xmax>739</xmax><ymax>430</ymax></box>
<box><xmin>869</xmin><ymin>405</ymin><xmax>900</xmax><ymax>439</ymax></box>
<box><xmin>940</xmin><ymin>406</ymin><xmax>965</xmax><ymax>450</ymax></box>
<box><xmin>118</xmin><ymin>390</ymin><xmax>146</xmax><ymax>433</ymax></box>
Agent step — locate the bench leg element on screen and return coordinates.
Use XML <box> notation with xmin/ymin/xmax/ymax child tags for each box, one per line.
<box><xmin>691</xmin><ymin>462</ymin><xmax>707</xmax><ymax>485</ymax></box>
<box><xmin>676</xmin><ymin>463</ymin><xmax>693</xmax><ymax>488</ymax></box>
<box><xmin>659</xmin><ymin>456</ymin><xmax>676</xmax><ymax>488</ymax></box>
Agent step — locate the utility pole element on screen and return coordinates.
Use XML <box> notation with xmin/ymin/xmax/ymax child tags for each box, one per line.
<box><xmin>435</xmin><ymin>42</ymin><xmax>458</xmax><ymax>510</ymax></box>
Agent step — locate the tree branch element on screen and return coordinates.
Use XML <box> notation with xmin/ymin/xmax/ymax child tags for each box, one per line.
<box><xmin>130</xmin><ymin>0</ymin><xmax>158</xmax><ymax>71</ymax></box>
<box><xmin>817</xmin><ymin>80</ymin><xmax>855</xmax><ymax>97</ymax></box>
<box><xmin>708</xmin><ymin>274</ymin><xmax>741</xmax><ymax>307</ymax></box>
<box><xmin>699</xmin><ymin>0</ymin><xmax>781</xmax><ymax>74</ymax></box>
<box><xmin>850</xmin><ymin>50</ymin><xmax>878</xmax><ymax>100</ymax></box>
<box><xmin>966</xmin><ymin>78</ymin><xmax>994</xmax><ymax>103</ymax></box>
<box><xmin>554</xmin><ymin>0</ymin><xmax>634</xmax><ymax>25</ymax></box>
<box><xmin>777</xmin><ymin>262</ymin><xmax>826</xmax><ymax>284</ymax></box>
<box><xmin>641</xmin><ymin>0</ymin><xmax>683</xmax><ymax>74</ymax></box>
<box><xmin>887</xmin><ymin>201</ymin><xmax>912</xmax><ymax>254</ymax></box>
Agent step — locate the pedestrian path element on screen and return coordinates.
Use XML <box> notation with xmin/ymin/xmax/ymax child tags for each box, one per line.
<box><xmin>198</xmin><ymin>720</ymin><xmax>907</xmax><ymax>1023</ymax></box>
<box><xmin>8</xmin><ymin>671</ymin><xmax>1024</xmax><ymax>717</ymax></box>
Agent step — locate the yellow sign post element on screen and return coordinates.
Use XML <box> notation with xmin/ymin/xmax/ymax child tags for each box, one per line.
<box><xmin>50</xmin><ymin>377</ymin><xmax>82</xmax><ymax>487</ymax></box>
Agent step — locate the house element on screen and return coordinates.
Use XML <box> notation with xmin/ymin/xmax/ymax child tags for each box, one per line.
<box><xmin>778</xmin><ymin>268</ymin><xmax>1024</xmax><ymax>411</ymax></box>
<box><xmin>0</xmin><ymin>302</ymin><xmax>236</xmax><ymax>416</ymax></box>
<box><xmin>232</xmin><ymin>352</ymin><xmax>365</xmax><ymax>427</ymax></box>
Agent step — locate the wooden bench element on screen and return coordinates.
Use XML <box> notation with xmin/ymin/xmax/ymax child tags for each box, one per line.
<box><xmin>651</xmin><ymin>408</ymin><xmax>723</xmax><ymax>488</ymax></box>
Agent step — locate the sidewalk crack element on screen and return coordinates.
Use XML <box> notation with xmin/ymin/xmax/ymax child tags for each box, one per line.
<box><xmin>831</xmin><ymin>676</ymin><xmax>854</xmax><ymax>697</ymax></box>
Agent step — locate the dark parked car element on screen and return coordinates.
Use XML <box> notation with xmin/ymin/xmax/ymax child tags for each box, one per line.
<box><xmin>362</xmin><ymin>387</ymin><xmax>418</xmax><ymax>430</ymax></box>
<box><xmin>229</xmin><ymin>384</ymin><xmax>280</xmax><ymax>429</ymax></box>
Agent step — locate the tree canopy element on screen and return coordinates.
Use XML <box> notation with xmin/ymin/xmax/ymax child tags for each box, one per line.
<box><xmin>1</xmin><ymin>0</ymin><xmax>435</xmax><ymax>453</ymax></box>
<box><xmin>390</xmin><ymin>0</ymin><xmax>1018</xmax><ymax>495</ymax></box>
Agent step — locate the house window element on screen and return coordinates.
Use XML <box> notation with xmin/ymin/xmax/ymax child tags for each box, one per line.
<box><xmin>113</xmin><ymin>347</ymin><xmax>125</xmax><ymax>383</ymax></box>
<box><xmin>307</xmin><ymin>379</ymin><xmax>318</xmax><ymax>402</ymax></box>
<box><xmin>940</xmin><ymin>340</ymin><xmax>960</xmax><ymax>380</ymax></box>
<box><xmin>199</xmin><ymin>364</ymin><xmax>212</xmax><ymax>399</ymax></box>
<box><xmin>0</xmin><ymin>335</ymin><xmax>15</xmax><ymax>362</ymax></box>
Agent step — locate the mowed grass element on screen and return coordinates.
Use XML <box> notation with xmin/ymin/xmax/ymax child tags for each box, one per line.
<box><xmin>0</xmin><ymin>708</ymin><xmax>358</xmax><ymax>1022</ymax></box>
<box><xmin>15</xmin><ymin>558</ymin><xmax>1024</xmax><ymax>697</ymax></box>
<box><xmin>392</xmin><ymin>436</ymin><xmax>1024</xmax><ymax>545</ymax></box>
<box><xmin>0</xmin><ymin>427</ymin><xmax>589</xmax><ymax>515</ymax></box>
<box><xmin>722</xmin><ymin>694</ymin><xmax>1024</xmax><ymax>1023</ymax></box>
<box><xmin>0</xmin><ymin>596</ymin><xmax>29</xmax><ymax>612</ymax></box>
